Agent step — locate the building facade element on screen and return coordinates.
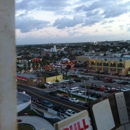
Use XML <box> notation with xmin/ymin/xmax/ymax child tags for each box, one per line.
<box><xmin>76</xmin><ymin>56</ymin><xmax>130</xmax><ymax>75</ymax></box>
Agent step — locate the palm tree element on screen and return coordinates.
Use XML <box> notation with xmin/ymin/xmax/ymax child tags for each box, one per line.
<box><xmin>23</xmin><ymin>63</ymin><xmax>27</xmax><ymax>71</ymax></box>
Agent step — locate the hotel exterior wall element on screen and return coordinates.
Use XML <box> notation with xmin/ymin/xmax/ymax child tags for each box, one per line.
<box><xmin>89</xmin><ymin>59</ymin><xmax>126</xmax><ymax>74</ymax></box>
<box><xmin>74</xmin><ymin>56</ymin><xmax>130</xmax><ymax>74</ymax></box>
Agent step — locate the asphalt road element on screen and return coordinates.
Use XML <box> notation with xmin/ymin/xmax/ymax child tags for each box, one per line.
<box><xmin>18</xmin><ymin>85</ymin><xmax>87</xmax><ymax>112</ymax></box>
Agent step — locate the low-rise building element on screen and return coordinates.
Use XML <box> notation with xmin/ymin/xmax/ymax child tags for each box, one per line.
<box><xmin>17</xmin><ymin>72</ymin><xmax>63</xmax><ymax>86</ymax></box>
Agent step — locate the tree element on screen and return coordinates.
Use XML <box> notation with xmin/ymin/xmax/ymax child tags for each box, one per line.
<box><xmin>23</xmin><ymin>63</ymin><xmax>27</xmax><ymax>71</ymax></box>
<box><xmin>28</xmin><ymin>61</ymin><xmax>31</xmax><ymax>70</ymax></box>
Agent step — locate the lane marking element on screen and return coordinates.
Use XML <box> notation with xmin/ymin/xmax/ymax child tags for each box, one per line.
<box><xmin>18</xmin><ymin>87</ymin><xmax>82</xmax><ymax>112</ymax></box>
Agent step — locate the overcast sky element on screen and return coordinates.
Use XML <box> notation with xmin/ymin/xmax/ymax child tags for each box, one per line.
<box><xmin>15</xmin><ymin>0</ymin><xmax>130</xmax><ymax>45</ymax></box>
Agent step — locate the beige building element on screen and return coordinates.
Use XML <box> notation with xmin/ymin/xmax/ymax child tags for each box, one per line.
<box><xmin>76</xmin><ymin>56</ymin><xmax>130</xmax><ymax>75</ymax></box>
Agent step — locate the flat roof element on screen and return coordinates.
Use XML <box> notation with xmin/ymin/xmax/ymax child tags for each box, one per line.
<box><xmin>17</xmin><ymin>73</ymin><xmax>37</xmax><ymax>79</ymax></box>
<box><xmin>77</xmin><ymin>55</ymin><xmax>130</xmax><ymax>61</ymax></box>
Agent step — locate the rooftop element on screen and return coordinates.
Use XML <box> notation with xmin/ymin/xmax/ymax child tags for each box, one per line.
<box><xmin>77</xmin><ymin>55</ymin><xmax>130</xmax><ymax>61</ymax></box>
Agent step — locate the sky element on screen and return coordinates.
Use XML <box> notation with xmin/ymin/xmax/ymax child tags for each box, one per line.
<box><xmin>15</xmin><ymin>0</ymin><xmax>130</xmax><ymax>45</ymax></box>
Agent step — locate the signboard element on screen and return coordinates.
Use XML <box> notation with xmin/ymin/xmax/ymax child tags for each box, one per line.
<box><xmin>54</xmin><ymin>110</ymin><xmax>92</xmax><ymax>130</ymax></box>
<box><xmin>89</xmin><ymin>92</ymin><xmax>130</xmax><ymax>130</ymax></box>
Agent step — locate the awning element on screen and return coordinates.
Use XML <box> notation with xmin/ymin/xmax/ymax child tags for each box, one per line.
<box><xmin>17</xmin><ymin>76</ymin><xmax>27</xmax><ymax>81</ymax></box>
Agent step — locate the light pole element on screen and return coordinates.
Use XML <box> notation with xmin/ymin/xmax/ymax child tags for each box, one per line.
<box><xmin>84</xmin><ymin>80</ymin><xmax>87</xmax><ymax>102</ymax></box>
<box><xmin>118</xmin><ymin>74</ymin><xmax>121</xmax><ymax>91</ymax></box>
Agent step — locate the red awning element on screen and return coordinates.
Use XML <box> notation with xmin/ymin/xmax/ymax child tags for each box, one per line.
<box><xmin>17</xmin><ymin>76</ymin><xmax>27</xmax><ymax>81</ymax></box>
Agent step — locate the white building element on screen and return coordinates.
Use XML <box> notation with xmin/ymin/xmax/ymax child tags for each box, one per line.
<box><xmin>17</xmin><ymin>91</ymin><xmax>31</xmax><ymax>113</ymax></box>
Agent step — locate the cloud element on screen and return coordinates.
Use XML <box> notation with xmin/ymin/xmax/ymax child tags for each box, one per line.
<box><xmin>16</xmin><ymin>0</ymin><xmax>69</xmax><ymax>12</ymax></box>
<box><xmin>53</xmin><ymin>15</ymin><xmax>84</xmax><ymax>29</ymax></box>
<box><xmin>127</xmin><ymin>27</ymin><xmax>130</xmax><ymax>32</ymax></box>
<box><xmin>108</xmin><ymin>20</ymin><xmax>114</xmax><ymax>23</ymax></box>
<box><xmin>86</xmin><ymin>10</ymin><xmax>100</xmax><ymax>17</ymax></box>
<box><xmin>16</xmin><ymin>15</ymin><xmax>50</xmax><ymax>33</ymax></box>
<box><xmin>102</xmin><ymin>7</ymin><xmax>128</xmax><ymax>18</ymax></box>
<box><xmin>101</xmin><ymin>20</ymin><xmax>114</xmax><ymax>24</ymax></box>
<box><xmin>75</xmin><ymin>0</ymin><xmax>130</xmax><ymax>18</ymax></box>
<box><xmin>95</xmin><ymin>30</ymin><xmax>98</xmax><ymax>32</ymax></box>
<box><xmin>103</xmin><ymin>26</ymin><xmax>111</xmax><ymax>28</ymax></box>
<box><xmin>83</xmin><ymin>15</ymin><xmax>103</xmax><ymax>26</ymax></box>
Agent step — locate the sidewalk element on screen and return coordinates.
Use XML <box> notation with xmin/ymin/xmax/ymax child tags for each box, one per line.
<box><xmin>18</xmin><ymin>116</ymin><xmax>54</xmax><ymax>130</ymax></box>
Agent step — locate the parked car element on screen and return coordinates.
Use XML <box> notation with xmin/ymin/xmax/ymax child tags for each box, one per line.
<box><xmin>90</xmin><ymin>83</ymin><xmax>96</xmax><ymax>89</ymax></box>
<box><xmin>69</xmin><ymin>98</ymin><xmax>79</xmax><ymax>103</ymax></box>
<box><xmin>110</xmin><ymin>88</ymin><xmax>119</xmax><ymax>93</ymax></box>
<box><xmin>80</xmin><ymin>84</ymin><xmax>85</xmax><ymax>88</ymax></box>
<box><xmin>104</xmin><ymin>88</ymin><xmax>111</xmax><ymax>93</ymax></box>
<box><xmin>41</xmin><ymin>100</ymin><xmax>53</xmax><ymax>108</ymax></box>
<box><xmin>78</xmin><ymin>91</ymin><xmax>85</xmax><ymax>95</ymax></box>
<box><xmin>120</xmin><ymin>81</ymin><xmax>129</xmax><ymax>85</ymax></box>
<box><xmin>60</xmin><ymin>95</ymin><xmax>69</xmax><ymax>100</ymax></box>
<box><xmin>104</xmin><ymin>78</ymin><xmax>115</xmax><ymax>83</ymax></box>
<box><xmin>53</xmin><ymin>105</ymin><xmax>66</xmax><ymax>113</ymax></box>
<box><xmin>99</xmin><ymin>86</ymin><xmax>106</xmax><ymax>91</ymax></box>
<box><xmin>65</xmin><ymin>109</ymin><xmax>76</xmax><ymax>116</ymax></box>
<box><xmin>95</xmin><ymin>93</ymin><xmax>102</xmax><ymax>98</ymax></box>
<box><xmin>90</xmin><ymin>92</ymin><xmax>96</xmax><ymax>97</ymax></box>
<box><xmin>121</xmin><ymin>88</ymin><xmax>130</xmax><ymax>92</ymax></box>
<box><xmin>74</xmin><ymin>79</ymin><xmax>81</xmax><ymax>82</ymax></box>
<box><xmin>49</xmin><ymin>91</ymin><xmax>57</xmax><ymax>96</ymax></box>
<box><xmin>95</xmin><ymin>85</ymin><xmax>101</xmax><ymax>91</ymax></box>
<box><xmin>32</xmin><ymin>98</ymin><xmax>42</xmax><ymax>104</ymax></box>
<box><xmin>83</xmin><ymin>103</ymin><xmax>90</xmax><ymax>107</ymax></box>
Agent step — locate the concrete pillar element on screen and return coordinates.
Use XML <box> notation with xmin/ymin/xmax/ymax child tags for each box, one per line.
<box><xmin>0</xmin><ymin>0</ymin><xmax>17</xmax><ymax>130</ymax></box>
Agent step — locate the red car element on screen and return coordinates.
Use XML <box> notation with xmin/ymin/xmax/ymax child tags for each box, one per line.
<box><xmin>99</xmin><ymin>86</ymin><xmax>106</xmax><ymax>91</ymax></box>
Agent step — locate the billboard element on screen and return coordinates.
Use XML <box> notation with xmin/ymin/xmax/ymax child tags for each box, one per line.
<box><xmin>54</xmin><ymin>110</ymin><xmax>92</xmax><ymax>130</ymax></box>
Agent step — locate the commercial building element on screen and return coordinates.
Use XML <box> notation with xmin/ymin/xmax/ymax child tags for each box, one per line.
<box><xmin>76</xmin><ymin>56</ymin><xmax>130</xmax><ymax>75</ymax></box>
<box><xmin>17</xmin><ymin>72</ymin><xmax>63</xmax><ymax>86</ymax></box>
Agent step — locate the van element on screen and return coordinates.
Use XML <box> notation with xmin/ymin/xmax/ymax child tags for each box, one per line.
<box><xmin>69</xmin><ymin>87</ymin><xmax>79</xmax><ymax>92</ymax></box>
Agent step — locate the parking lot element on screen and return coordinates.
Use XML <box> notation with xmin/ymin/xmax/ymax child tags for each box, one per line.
<box><xmin>45</xmin><ymin>76</ymin><xmax>130</xmax><ymax>99</ymax></box>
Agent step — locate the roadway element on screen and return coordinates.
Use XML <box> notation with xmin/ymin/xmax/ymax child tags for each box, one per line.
<box><xmin>17</xmin><ymin>85</ymin><xmax>87</xmax><ymax>112</ymax></box>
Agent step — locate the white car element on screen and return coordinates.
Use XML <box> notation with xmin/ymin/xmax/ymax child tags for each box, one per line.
<box><xmin>121</xmin><ymin>88</ymin><xmax>130</xmax><ymax>92</ymax></box>
<box><xmin>69</xmin><ymin>98</ymin><xmax>79</xmax><ymax>103</ymax></box>
<box><xmin>78</xmin><ymin>91</ymin><xmax>85</xmax><ymax>95</ymax></box>
<box><xmin>65</xmin><ymin>109</ymin><xmax>76</xmax><ymax>116</ymax></box>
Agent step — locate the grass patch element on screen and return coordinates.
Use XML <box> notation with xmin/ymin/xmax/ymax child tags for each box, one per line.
<box><xmin>18</xmin><ymin>123</ymin><xmax>35</xmax><ymax>130</ymax></box>
<box><xmin>57</xmin><ymin>90</ymin><xmax>92</xmax><ymax>102</ymax></box>
<box><xmin>18</xmin><ymin>110</ymin><xmax>42</xmax><ymax>117</ymax></box>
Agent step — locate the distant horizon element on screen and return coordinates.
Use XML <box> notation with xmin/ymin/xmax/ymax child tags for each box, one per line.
<box><xmin>16</xmin><ymin>39</ymin><xmax>130</xmax><ymax>46</ymax></box>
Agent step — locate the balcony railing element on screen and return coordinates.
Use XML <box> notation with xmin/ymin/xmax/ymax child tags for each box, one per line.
<box><xmin>117</xmin><ymin>65</ymin><xmax>124</xmax><ymax>68</ymax></box>
<box><xmin>110</xmin><ymin>65</ymin><xmax>116</xmax><ymax>67</ymax></box>
<box><xmin>91</xmin><ymin>62</ymin><xmax>95</xmax><ymax>65</ymax></box>
<box><xmin>97</xmin><ymin>63</ymin><xmax>102</xmax><ymax>66</ymax></box>
<box><xmin>103</xmin><ymin>63</ymin><xmax>108</xmax><ymax>66</ymax></box>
